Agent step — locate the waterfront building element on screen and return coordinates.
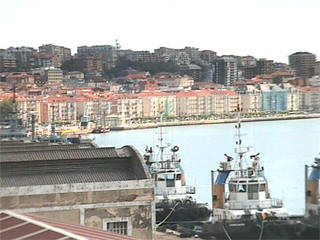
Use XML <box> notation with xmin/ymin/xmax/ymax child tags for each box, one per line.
<box><xmin>117</xmin><ymin>96</ymin><xmax>144</xmax><ymax>119</ymax></box>
<box><xmin>176</xmin><ymin>89</ymin><xmax>239</xmax><ymax>116</ymax></box>
<box><xmin>240</xmin><ymin>85</ymin><xmax>262</xmax><ymax>113</ymax></box>
<box><xmin>136</xmin><ymin>91</ymin><xmax>176</xmax><ymax>118</ymax></box>
<box><xmin>289</xmin><ymin>52</ymin><xmax>317</xmax><ymax>78</ymax></box>
<box><xmin>300</xmin><ymin>86</ymin><xmax>320</xmax><ymax>112</ymax></box>
<box><xmin>0</xmin><ymin>141</ymin><xmax>155</xmax><ymax>239</ymax></box>
<box><xmin>38</xmin><ymin>96</ymin><xmax>77</xmax><ymax>123</ymax></box>
<box><xmin>280</xmin><ymin>83</ymin><xmax>300</xmax><ymax>111</ymax></box>
<box><xmin>259</xmin><ymin>84</ymin><xmax>288</xmax><ymax>112</ymax></box>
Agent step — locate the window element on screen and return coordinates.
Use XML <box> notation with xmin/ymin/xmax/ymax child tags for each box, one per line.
<box><xmin>107</xmin><ymin>221</ymin><xmax>127</xmax><ymax>235</ymax></box>
<box><xmin>259</xmin><ymin>184</ymin><xmax>266</xmax><ymax>192</ymax></box>
<box><xmin>103</xmin><ymin>217</ymin><xmax>132</xmax><ymax>236</ymax></box>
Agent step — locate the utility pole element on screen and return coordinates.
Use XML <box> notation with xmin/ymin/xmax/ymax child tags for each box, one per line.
<box><xmin>31</xmin><ymin>114</ymin><xmax>35</xmax><ymax>141</ymax></box>
<box><xmin>50</xmin><ymin>105</ymin><xmax>56</xmax><ymax>136</ymax></box>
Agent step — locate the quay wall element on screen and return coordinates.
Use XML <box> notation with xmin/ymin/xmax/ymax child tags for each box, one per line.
<box><xmin>110</xmin><ymin>113</ymin><xmax>320</xmax><ymax>131</ymax></box>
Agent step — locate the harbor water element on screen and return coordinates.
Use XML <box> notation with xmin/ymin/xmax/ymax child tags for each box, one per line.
<box><xmin>91</xmin><ymin>118</ymin><xmax>320</xmax><ymax>215</ymax></box>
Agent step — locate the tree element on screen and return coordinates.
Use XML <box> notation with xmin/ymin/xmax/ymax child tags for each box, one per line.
<box><xmin>104</xmin><ymin>57</ymin><xmax>180</xmax><ymax>78</ymax></box>
<box><xmin>0</xmin><ymin>98</ymin><xmax>17</xmax><ymax>122</ymax></box>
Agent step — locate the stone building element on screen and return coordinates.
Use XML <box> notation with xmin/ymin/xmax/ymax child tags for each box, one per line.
<box><xmin>0</xmin><ymin>141</ymin><xmax>155</xmax><ymax>240</ymax></box>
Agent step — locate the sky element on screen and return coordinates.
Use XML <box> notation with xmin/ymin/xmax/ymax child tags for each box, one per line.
<box><xmin>1</xmin><ymin>0</ymin><xmax>319</xmax><ymax>63</ymax></box>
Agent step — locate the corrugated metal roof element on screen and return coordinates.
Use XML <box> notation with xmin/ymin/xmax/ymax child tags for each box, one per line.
<box><xmin>1</xmin><ymin>169</ymin><xmax>136</xmax><ymax>187</ymax></box>
<box><xmin>0</xmin><ymin>211</ymin><xmax>141</xmax><ymax>240</ymax></box>
<box><xmin>0</xmin><ymin>143</ymin><xmax>95</xmax><ymax>153</ymax></box>
<box><xmin>0</xmin><ymin>147</ymin><xmax>130</xmax><ymax>162</ymax></box>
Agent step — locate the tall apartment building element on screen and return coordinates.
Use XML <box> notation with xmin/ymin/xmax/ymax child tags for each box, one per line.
<box><xmin>126</xmin><ymin>51</ymin><xmax>161</xmax><ymax>63</ymax></box>
<box><xmin>6</xmin><ymin>47</ymin><xmax>37</xmax><ymax>71</ymax></box>
<box><xmin>289</xmin><ymin>52</ymin><xmax>316</xmax><ymax>78</ymax></box>
<box><xmin>0</xmin><ymin>52</ymin><xmax>16</xmax><ymax>72</ymax></box>
<box><xmin>256</xmin><ymin>58</ymin><xmax>274</xmax><ymax>75</ymax></box>
<box><xmin>180</xmin><ymin>64</ymin><xmax>202</xmax><ymax>81</ymax></box>
<box><xmin>200</xmin><ymin>50</ymin><xmax>217</xmax><ymax>64</ymax></box>
<box><xmin>77</xmin><ymin>45</ymin><xmax>117</xmax><ymax>69</ymax></box>
<box><xmin>212</xmin><ymin>57</ymin><xmax>238</xmax><ymax>86</ymax></box>
<box><xmin>39</xmin><ymin>44</ymin><xmax>71</xmax><ymax>67</ymax></box>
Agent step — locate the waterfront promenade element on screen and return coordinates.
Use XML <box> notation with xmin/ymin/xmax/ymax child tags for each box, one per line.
<box><xmin>110</xmin><ymin>113</ymin><xmax>320</xmax><ymax>131</ymax></box>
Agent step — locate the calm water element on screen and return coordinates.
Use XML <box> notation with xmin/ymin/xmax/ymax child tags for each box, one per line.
<box><xmin>91</xmin><ymin>118</ymin><xmax>320</xmax><ymax>215</ymax></box>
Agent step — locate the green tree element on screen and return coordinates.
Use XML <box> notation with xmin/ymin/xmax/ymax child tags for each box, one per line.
<box><xmin>0</xmin><ymin>98</ymin><xmax>17</xmax><ymax>122</ymax></box>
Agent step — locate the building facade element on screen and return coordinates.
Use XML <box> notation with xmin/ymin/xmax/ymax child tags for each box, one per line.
<box><xmin>0</xmin><ymin>142</ymin><xmax>155</xmax><ymax>240</ymax></box>
<box><xmin>289</xmin><ymin>52</ymin><xmax>316</xmax><ymax>78</ymax></box>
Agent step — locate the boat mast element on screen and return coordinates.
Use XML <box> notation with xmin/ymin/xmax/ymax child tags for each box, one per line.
<box><xmin>234</xmin><ymin>99</ymin><xmax>251</xmax><ymax>176</ymax></box>
<box><xmin>159</xmin><ymin>114</ymin><xmax>164</xmax><ymax>162</ymax></box>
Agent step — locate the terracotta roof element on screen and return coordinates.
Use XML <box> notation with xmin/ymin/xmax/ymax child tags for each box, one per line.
<box><xmin>0</xmin><ymin>211</ymin><xmax>141</xmax><ymax>240</ymax></box>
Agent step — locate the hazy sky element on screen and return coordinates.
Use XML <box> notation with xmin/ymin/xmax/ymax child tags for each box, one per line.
<box><xmin>1</xmin><ymin>0</ymin><xmax>319</xmax><ymax>63</ymax></box>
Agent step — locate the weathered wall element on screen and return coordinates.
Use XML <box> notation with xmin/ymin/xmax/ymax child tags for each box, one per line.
<box><xmin>85</xmin><ymin>205</ymin><xmax>153</xmax><ymax>240</ymax></box>
<box><xmin>1</xmin><ymin>180</ymin><xmax>155</xmax><ymax>240</ymax></box>
<box><xmin>1</xmin><ymin>188</ymin><xmax>153</xmax><ymax>209</ymax></box>
<box><xmin>30</xmin><ymin>210</ymin><xmax>80</xmax><ymax>225</ymax></box>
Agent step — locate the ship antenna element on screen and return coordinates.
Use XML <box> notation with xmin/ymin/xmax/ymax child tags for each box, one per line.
<box><xmin>235</xmin><ymin>103</ymin><xmax>243</xmax><ymax>174</ymax></box>
<box><xmin>159</xmin><ymin>113</ymin><xmax>164</xmax><ymax>161</ymax></box>
<box><xmin>234</xmin><ymin>99</ymin><xmax>252</xmax><ymax>176</ymax></box>
<box><xmin>157</xmin><ymin>112</ymin><xmax>170</xmax><ymax>162</ymax></box>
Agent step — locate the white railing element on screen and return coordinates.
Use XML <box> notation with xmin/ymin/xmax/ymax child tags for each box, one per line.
<box><xmin>155</xmin><ymin>186</ymin><xmax>195</xmax><ymax>196</ymax></box>
<box><xmin>227</xmin><ymin>198</ymin><xmax>283</xmax><ymax>210</ymax></box>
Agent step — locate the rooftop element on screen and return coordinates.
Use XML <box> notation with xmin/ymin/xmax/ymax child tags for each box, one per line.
<box><xmin>0</xmin><ymin>143</ymin><xmax>150</xmax><ymax>187</ymax></box>
<box><xmin>0</xmin><ymin>211</ymin><xmax>140</xmax><ymax>240</ymax></box>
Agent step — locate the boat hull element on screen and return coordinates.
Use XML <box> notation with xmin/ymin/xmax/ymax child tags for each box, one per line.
<box><xmin>202</xmin><ymin>220</ymin><xmax>319</xmax><ymax>240</ymax></box>
<box><xmin>156</xmin><ymin>203</ymin><xmax>211</xmax><ymax>223</ymax></box>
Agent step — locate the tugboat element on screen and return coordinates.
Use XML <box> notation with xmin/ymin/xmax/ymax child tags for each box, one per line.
<box><xmin>143</xmin><ymin>115</ymin><xmax>210</xmax><ymax>224</ymax></box>
<box><xmin>202</xmin><ymin>106</ymin><xmax>292</xmax><ymax>239</ymax></box>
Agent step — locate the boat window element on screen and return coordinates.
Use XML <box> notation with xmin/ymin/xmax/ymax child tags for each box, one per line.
<box><xmin>166</xmin><ymin>174</ymin><xmax>175</xmax><ymax>187</ymax></box>
<box><xmin>237</xmin><ymin>184</ymin><xmax>247</xmax><ymax>192</ymax></box>
<box><xmin>259</xmin><ymin>184</ymin><xmax>266</xmax><ymax>191</ymax></box>
<box><xmin>176</xmin><ymin>174</ymin><xmax>181</xmax><ymax>180</ymax></box>
<box><xmin>166</xmin><ymin>174</ymin><xmax>175</xmax><ymax>180</ymax></box>
<box><xmin>157</xmin><ymin>174</ymin><xmax>165</xmax><ymax>181</ymax></box>
<box><xmin>229</xmin><ymin>184</ymin><xmax>236</xmax><ymax>192</ymax></box>
<box><xmin>248</xmin><ymin>184</ymin><xmax>258</xmax><ymax>193</ymax></box>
